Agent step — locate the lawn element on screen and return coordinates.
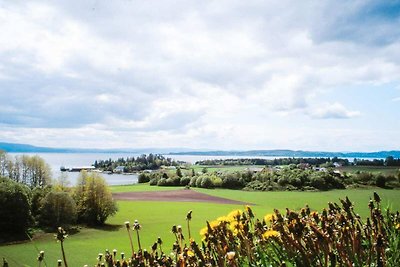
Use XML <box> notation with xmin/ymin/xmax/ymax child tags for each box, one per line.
<box><xmin>1</xmin><ymin>185</ymin><xmax>399</xmax><ymax>266</ymax></box>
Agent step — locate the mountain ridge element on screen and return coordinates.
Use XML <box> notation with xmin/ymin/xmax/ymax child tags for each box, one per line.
<box><xmin>1</xmin><ymin>142</ymin><xmax>399</xmax><ymax>158</ymax></box>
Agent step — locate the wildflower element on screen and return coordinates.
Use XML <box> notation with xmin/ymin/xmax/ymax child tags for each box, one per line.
<box><xmin>57</xmin><ymin>260</ymin><xmax>62</xmax><ymax>266</ymax></box>
<box><xmin>199</xmin><ymin>227</ymin><xmax>208</xmax><ymax>240</ymax></box>
<box><xmin>113</xmin><ymin>249</ymin><xmax>117</xmax><ymax>257</ymax></box>
<box><xmin>124</xmin><ymin>221</ymin><xmax>130</xmax><ymax>229</ymax></box>
<box><xmin>395</xmin><ymin>223</ymin><xmax>400</xmax><ymax>230</ymax></box>
<box><xmin>263</xmin><ymin>230</ymin><xmax>280</xmax><ymax>239</ymax></box>
<box><xmin>98</xmin><ymin>253</ymin><xmax>103</xmax><ymax>261</ymax></box>
<box><xmin>227</xmin><ymin>210</ymin><xmax>242</xmax><ymax>221</ymax></box>
<box><xmin>208</xmin><ymin>220</ymin><xmax>219</xmax><ymax>229</ymax></box>
<box><xmin>246</xmin><ymin>205</ymin><xmax>254</xmax><ymax>218</ymax></box>
<box><xmin>264</xmin><ymin>214</ymin><xmax>275</xmax><ymax>223</ymax></box>
<box><xmin>216</xmin><ymin>216</ymin><xmax>229</xmax><ymax>223</ymax></box>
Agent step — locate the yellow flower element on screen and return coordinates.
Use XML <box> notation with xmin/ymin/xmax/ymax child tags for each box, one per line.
<box><xmin>187</xmin><ymin>250</ymin><xmax>195</xmax><ymax>257</ymax></box>
<box><xmin>209</xmin><ymin>220</ymin><xmax>219</xmax><ymax>229</ymax></box>
<box><xmin>263</xmin><ymin>230</ymin><xmax>280</xmax><ymax>239</ymax></box>
<box><xmin>264</xmin><ymin>214</ymin><xmax>275</xmax><ymax>223</ymax></box>
<box><xmin>229</xmin><ymin>221</ymin><xmax>243</xmax><ymax>236</ymax></box>
<box><xmin>227</xmin><ymin>210</ymin><xmax>243</xmax><ymax>221</ymax></box>
<box><xmin>216</xmin><ymin>216</ymin><xmax>229</xmax><ymax>223</ymax></box>
<box><xmin>395</xmin><ymin>223</ymin><xmax>400</xmax><ymax>230</ymax></box>
<box><xmin>199</xmin><ymin>227</ymin><xmax>208</xmax><ymax>239</ymax></box>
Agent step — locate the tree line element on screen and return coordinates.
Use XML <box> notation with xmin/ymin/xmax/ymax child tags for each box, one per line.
<box><xmin>195</xmin><ymin>156</ymin><xmax>400</xmax><ymax>167</ymax></box>
<box><xmin>0</xmin><ymin>150</ymin><xmax>51</xmax><ymax>188</ymax></box>
<box><xmin>93</xmin><ymin>154</ymin><xmax>179</xmax><ymax>172</ymax></box>
<box><xmin>195</xmin><ymin>157</ymin><xmax>351</xmax><ymax>166</ymax></box>
<box><xmin>139</xmin><ymin>164</ymin><xmax>400</xmax><ymax>191</ymax></box>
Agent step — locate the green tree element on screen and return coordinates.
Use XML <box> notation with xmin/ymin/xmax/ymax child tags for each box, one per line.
<box><xmin>74</xmin><ymin>172</ymin><xmax>117</xmax><ymax>225</ymax></box>
<box><xmin>0</xmin><ymin>177</ymin><xmax>32</xmax><ymax>239</ymax></box>
<box><xmin>176</xmin><ymin>167</ymin><xmax>183</xmax><ymax>178</ymax></box>
<box><xmin>38</xmin><ymin>191</ymin><xmax>77</xmax><ymax>228</ymax></box>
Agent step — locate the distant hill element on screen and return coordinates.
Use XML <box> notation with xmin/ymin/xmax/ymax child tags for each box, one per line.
<box><xmin>1</xmin><ymin>142</ymin><xmax>399</xmax><ymax>158</ymax></box>
<box><xmin>169</xmin><ymin>149</ymin><xmax>400</xmax><ymax>158</ymax></box>
<box><xmin>0</xmin><ymin>142</ymin><xmax>197</xmax><ymax>154</ymax></box>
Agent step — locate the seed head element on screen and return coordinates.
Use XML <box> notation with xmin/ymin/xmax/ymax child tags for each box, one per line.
<box><xmin>186</xmin><ymin>210</ymin><xmax>193</xmax><ymax>221</ymax></box>
<box><xmin>133</xmin><ymin>220</ymin><xmax>141</xmax><ymax>231</ymax></box>
<box><xmin>124</xmin><ymin>221</ymin><xmax>130</xmax><ymax>229</ymax></box>
<box><xmin>57</xmin><ymin>260</ymin><xmax>62</xmax><ymax>266</ymax></box>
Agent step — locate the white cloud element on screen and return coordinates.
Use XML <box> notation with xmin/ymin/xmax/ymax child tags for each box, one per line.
<box><xmin>308</xmin><ymin>103</ymin><xmax>361</xmax><ymax>119</ymax></box>
<box><xmin>0</xmin><ymin>1</ymin><xmax>399</xmax><ymax>150</ymax></box>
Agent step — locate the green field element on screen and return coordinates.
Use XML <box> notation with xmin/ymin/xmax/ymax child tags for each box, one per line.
<box><xmin>1</xmin><ymin>185</ymin><xmax>399</xmax><ymax>266</ymax></box>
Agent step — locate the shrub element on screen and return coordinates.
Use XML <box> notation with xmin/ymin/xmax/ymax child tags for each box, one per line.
<box><xmin>38</xmin><ymin>191</ymin><xmax>77</xmax><ymax>228</ymax></box>
<box><xmin>157</xmin><ymin>178</ymin><xmax>167</xmax><ymax>186</ymax></box>
<box><xmin>149</xmin><ymin>178</ymin><xmax>158</xmax><ymax>186</ymax></box>
<box><xmin>180</xmin><ymin>177</ymin><xmax>191</xmax><ymax>186</ymax></box>
<box><xmin>138</xmin><ymin>173</ymin><xmax>150</xmax><ymax>183</ymax></box>
<box><xmin>200</xmin><ymin>176</ymin><xmax>214</xmax><ymax>189</ymax></box>
<box><xmin>0</xmin><ymin>177</ymin><xmax>32</xmax><ymax>239</ymax></box>
<box><xmin>221</xmin><ymin>174</ymin><xmax>244</xmax><ymax>189</ymax></box>
<box><xmin>195</xmin><ymin>177</ymin><xmax>203</xmax><ymax>187</ymax></box>
<box><xmin>189</xmin><ymin>177</ymin><xmax>198</xmax><ymax>187</ymax></box>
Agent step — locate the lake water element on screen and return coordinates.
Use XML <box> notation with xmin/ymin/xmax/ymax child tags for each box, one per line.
<box><xmin>8</xmin><ymin>153</ymin><xmax>285</xmax><ymax>185</ymax></box>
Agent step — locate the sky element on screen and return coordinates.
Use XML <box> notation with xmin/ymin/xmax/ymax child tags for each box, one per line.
<box><xmin>0</xmin><ymin>0</ymin><xmax>399</xmax><ymax>151</ymax></box>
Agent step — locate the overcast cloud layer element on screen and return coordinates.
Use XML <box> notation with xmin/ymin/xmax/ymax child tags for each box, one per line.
<box><xmin>1</xmin><ymin>0</ymin><xmax>399</xmax><ymax>151</ymax></box>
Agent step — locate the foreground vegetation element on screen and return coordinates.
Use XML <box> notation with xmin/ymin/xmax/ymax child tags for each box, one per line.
<box><xmin>2</xmin><ymin>191</ymin><xmax>399</xmax><ymax>266</ymax></box>
<box><xmin>1</xmin><ymin>186</ymin><xmax>399</xmax><ymax>266</ymax></box>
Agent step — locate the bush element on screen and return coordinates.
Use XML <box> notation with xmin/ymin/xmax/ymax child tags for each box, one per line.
<box><xmin>189</xmin><ymin>177</ymin><xmax>198</xmax><ymax>187</ymax></box>
<box><xmin>138</xmin><ymin>173</ymin><xmax>150</xmax><ymax>183</ymax></box>
<box><xmin>74</xmin><ymin>172</ymin><xmax>118</xmax><ymax>225</ymax></box>
<box><xmin>375</xmin><ymin>174</ymin><xmax>387</xmax><ymax>188</ymax></box>
<box><xmin>180</xmin><ymin>177</ymin><xmax>191</xmax><ymax>186</ymax></box>
<box><xmin>195</xmin><ymin>177</ymin><xmax>203</xmax><ymax>188</ymax></box>
<box><xmin>0</xmin><ymin>177</ymin><xmax>32</xmax><ymax>239</ymax></box>
<box><xmin>157</xmin><ymin>178</ymin><xmax>167</xmax><ymax>186</ymax></box>
<box><xmin>221</xmin><ymin>174</ymin><xmax>244</xmax><ymax>189</ymax></box>
<box><xmin>200</xmin><ymin>176</ymin><xmax>214</xmax><ymax>189</ymax></box>
<box><xmin>38</xmin><ymin>191</ymin><xmax>77</xmax><ymax>228</ymax></box>
<box><xmin>149</xmin><ymin>178</ymin><xmax>159</xmax><ymax>186</ymax></box>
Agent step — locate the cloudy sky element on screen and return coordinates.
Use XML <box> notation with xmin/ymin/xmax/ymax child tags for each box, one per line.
<box><xmin>0</xmin><ymin>0</ymin><xmax>399</xmax><ymax>151</ymax></box>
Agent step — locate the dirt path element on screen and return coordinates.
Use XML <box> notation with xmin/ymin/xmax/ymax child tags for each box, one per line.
<box><xmin>113</xmin><ymin>189</ymin><xmax>251</xmax><ymax>205</ymax></box>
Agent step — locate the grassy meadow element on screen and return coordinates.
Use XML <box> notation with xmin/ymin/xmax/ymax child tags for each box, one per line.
<box><xmin>1</xmin><ymin>184</ymin><xmax>399</xmax><ymax>266</ymax></box>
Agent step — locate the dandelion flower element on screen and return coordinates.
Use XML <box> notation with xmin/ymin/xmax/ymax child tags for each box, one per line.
<box><xmin>263</xmin><ymin>230</ymin><xmax>280</xmax><ymax>239</ymax></box>
<box><xmin>216</xmin><ymin>216</ymin><xmax>229</xmax><ymax>223</ymax></box>
<box><xmin>208</xmin><ymin>220</ymin><xmax>219</xmax><ymax>229</ymax></box>
<box><xmin>264</xmin><ymin>214</ymin><xmax>275</xmax><ymax>223</ymax></box>
<box><xmin>199</xmin><ymin>227</ymin><xmax>208</xmax><ymax>239</ymax></box>
<box><xmin>227</xmin><ymin>210</ymin><xmax>242</xmax><ymax>221</ymax></box>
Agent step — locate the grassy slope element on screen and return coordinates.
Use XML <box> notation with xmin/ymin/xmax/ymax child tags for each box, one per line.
<box><xmin>1</xmin><ymin>185</ymin><xmax>399</xmax><ymax>266</ymax></box>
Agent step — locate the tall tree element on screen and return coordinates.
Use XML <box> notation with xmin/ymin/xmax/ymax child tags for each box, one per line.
<box><xmin>74</xmin><ymin>172</ymin><xmax>117</xmax><ymax>225</ymax></box>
